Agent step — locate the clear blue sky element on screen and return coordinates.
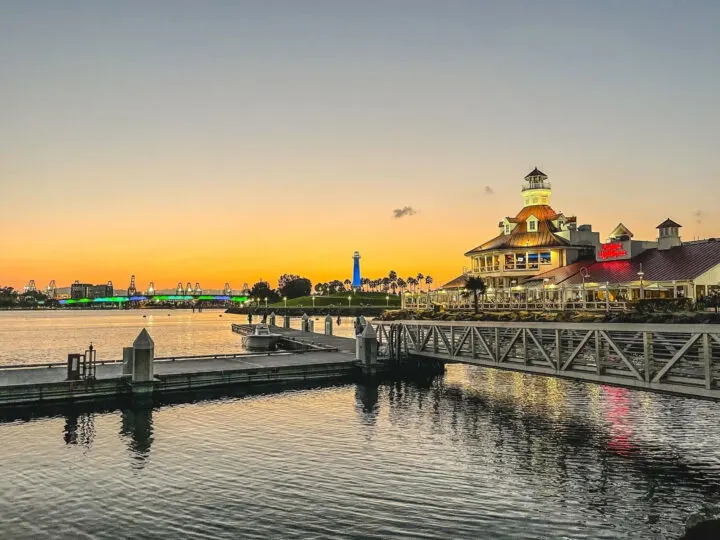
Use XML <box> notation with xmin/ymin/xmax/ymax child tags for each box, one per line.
<box><xmin>2</xmin><ymin>0</ymin><xmax>719</xmax><ymax>288</ymax></box>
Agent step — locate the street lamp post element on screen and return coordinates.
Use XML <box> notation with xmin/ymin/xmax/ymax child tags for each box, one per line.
<box><xmin>311</xmin><ymin>292</ymin><xmax>316</xmax><ymax>308</ymax></box>
<box><xmin>605</xmin><ymin>281</ymin><xmax>610</xmax><ymax>312</ymax></box>
<box><xmin>283</xmin><ymin>296</ymin><xmax>287</xmax><ymax>311</ymax></box>
<box><xmin>385</xmin><ymin>295</ymin><xmax>389</xmax><ymax>307</ymax></box>
<box><xmin>347</xmin><ymin>295</ymin><xmax>352</xmax><ymax>308</ymax></box>
<box><xmin>580</xmin><ymin>267</ymin><xmax>590</xmax><ymax>309</ymax></box>
<box><xmin>264</xmin><ymin>297</ymin><xmax>268</xmax><ymax>309</ymax></box>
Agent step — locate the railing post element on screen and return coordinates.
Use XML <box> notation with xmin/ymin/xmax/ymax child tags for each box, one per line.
<box><xmin>643</xmin><ymin>331</ymin><xmax>653</xmax><ymax>383</ymax></box>
<box><xmin>702</xmin><ymin>333</ymin><xmax>712</xmax><ymax>390</ymax></box>
<box><xmin>522</xmin><ymin>328</ymin><xmax>528</xmax><ymax>365</ymax></box>
<box><xmin>554</xmin><ymin>329</ymin><xmax>561</xmax><ymax>372</ymax></box>
<box><xmin>594</xmin><ymin>330</ymin><xmax>602</xmax><ymax>375</ymax></box>
<box><xmin>450</xmin><ymin>326</ymin><xmax>455</xmax><ymax>357</ymax></box>
<box><xmin>433</xmin><ymin>326</ymin><xmax>438</xmax><ymax>353</ymax></box>
<box><xmin>494</xmin><ymin>327</ymin><xmax>500</xmax><ymax>363</ymax></box>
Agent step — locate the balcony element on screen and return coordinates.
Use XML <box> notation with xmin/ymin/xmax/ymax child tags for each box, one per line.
<box><xmin>521</xmin><ymin>180</ymin><xmax>551</xmax><ymax>192</ymax></box>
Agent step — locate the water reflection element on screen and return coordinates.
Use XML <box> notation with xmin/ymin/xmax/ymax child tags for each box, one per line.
<box><xmin>119</xmin><ymin>406</ymin><xmax>154</xmax><ymax>469</ymax></box>
<box><xmin>354</xmin><ymin>383</ymin><xmax>379</xmax><ymax>425</ymax></box>
<box><xmin>63</xmin><ymin>411</ymin><xmax>96</xmax><ymax>448</ymax></box>
<box><xmin>381</xmin><ymin>368</ymin><xmax>720</xmax><ymax>520</ymax></box>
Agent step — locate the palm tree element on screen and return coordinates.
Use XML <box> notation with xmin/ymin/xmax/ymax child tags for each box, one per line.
<box><xmin>425</xmin><ymin>275</ymin><xmax>433</xmax><ymax>291</ymax></box>
<box><xmin>407</xmin><ymin>277</ymin><xmax>417</xmax><ymax>292</ymax></box>
<box><xmin>416</xmin><ymin>273</ymin><xmax>424</xmax><ymax>285</ymax></box>
<box><xmin>388</xmin><ymin>270</ymin><xmax>397</xmax><ymax>283</ymax></box>
<box><xmin>381</xmin><ymin>277</ymin><xmax>390</xmax><ymax>292</ymax></box>
<box><xmin>343</xmin><ymin>279</ymin><xmax>351</xmax><ymax>291</ymax></box>
<box><xmin>463</xmin><ymin>276</ymin><xmax>487</xmax><ymax>314</ymax></box>
<box><xmin>397</xmin><ymin>278</ymin><xmax>406</xmax><ymax>294</ymax></box>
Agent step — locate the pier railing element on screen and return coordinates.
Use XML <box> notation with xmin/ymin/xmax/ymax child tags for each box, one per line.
<box><xmin>372</xmin><ymin>320</ymin><xmax>720</xmax><ymax>400</ymax></box>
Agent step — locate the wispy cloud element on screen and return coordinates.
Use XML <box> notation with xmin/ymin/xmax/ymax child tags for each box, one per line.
<box><xmin>393</xmin><ymin>206</ymin><xmax>417</xmax><ymax>219</ymax></box>
<box><xmin>484</xmin><ymin>186</ymin><xmax>494</xmax><ymax>195</ymax></box>
<box><xmin>694</xmin><ymin>209</ymin><xmax>704</xmax><ymax>224</ymax></box>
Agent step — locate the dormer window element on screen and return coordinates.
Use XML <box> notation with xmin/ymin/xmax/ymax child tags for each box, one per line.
<box><xmin>529</xmin><ymin>220</ymin><xmax>537</xmax><ymax>231</ymax></box>
<box><xmin>505</xmin><ymin>225</ymin><xmax>510</xmax><ymax>234</ymax></box>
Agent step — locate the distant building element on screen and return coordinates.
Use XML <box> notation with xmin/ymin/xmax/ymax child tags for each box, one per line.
<box><xmin>70</xmin><ymin>280</ymin><xmax>114</xmax><ymax>299</ymax></box>
<box><xmin>70</xmin><ymin>281</ymin><xmax>91</xmax><ymax>299</ymax></box>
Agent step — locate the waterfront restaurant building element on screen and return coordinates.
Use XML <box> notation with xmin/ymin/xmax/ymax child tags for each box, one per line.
<box><xmin>410</xmin><ymin>169</ymin><xmax>720</xmax><ymax>309</ymax></box>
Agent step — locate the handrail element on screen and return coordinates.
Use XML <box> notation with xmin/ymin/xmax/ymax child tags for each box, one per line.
<box><xmin>375</xmin><ymin>319</ymin><xmax>720</xmax><ymax>332</ymax></box>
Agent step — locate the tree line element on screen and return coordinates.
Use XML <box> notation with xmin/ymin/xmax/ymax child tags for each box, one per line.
<box><xmin>244</xmin><ymin>271</ymin><xmax>436</xmax><ymax>303</ymax></box>
<box><xmin>313</xmin><ymin>271</ymin><xmax>434</xmax><ymax>296</ymax></box>
<box><xmin>0</xmin><ymin>287</ymin><xmax>54</xmax><ymax>308</ymax></box>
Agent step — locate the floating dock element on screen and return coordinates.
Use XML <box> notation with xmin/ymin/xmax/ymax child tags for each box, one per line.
<box><xmin>0</xmin><ymin>327</ymin><xmax>366</xmax><ymax>408</ymax></box>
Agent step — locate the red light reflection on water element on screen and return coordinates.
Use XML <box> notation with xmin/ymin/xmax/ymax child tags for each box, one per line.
<box><xmin>602</xmin><ymin>386</ymin><xmax>636</xmax><ymax>456</ymax></box>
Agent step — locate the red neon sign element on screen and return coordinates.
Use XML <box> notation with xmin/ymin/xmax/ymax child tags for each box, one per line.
<box><xmin>598</xmin><ymin>242</ymin><xmax>628</xmax><ymax>260</ymax></box>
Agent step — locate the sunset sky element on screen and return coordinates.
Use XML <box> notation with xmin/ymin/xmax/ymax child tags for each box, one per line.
<box><xmin>3</xmin><ymin>1</ymin><xmax>720</xmax><ymax>291</ymax></box>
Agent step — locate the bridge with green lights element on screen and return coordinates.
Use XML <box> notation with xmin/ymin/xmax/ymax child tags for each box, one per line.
<box><xmin>58</xmin><ymin>294</ymin><xmax>248</xmax><ymax>306</ymax></box>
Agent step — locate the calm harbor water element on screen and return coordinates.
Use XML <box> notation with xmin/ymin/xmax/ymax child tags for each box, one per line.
<box><xmin>2</xmin><ymin>311</ymin><xmax>720</xmax><ymax>538</ymax></box>
<box><xmin>0</xmin><ymin>310</ymin><xmax>359</xmax><ymax>365</ymax></box>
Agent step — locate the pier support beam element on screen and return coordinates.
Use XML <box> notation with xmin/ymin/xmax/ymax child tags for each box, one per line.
<box><xmin>357</xmin><ymin>323</ymin><xmax>378</xmax><ymax>376</ymax></box>
<box><xmin>325</xmin><ymin>315</ymin><xmax>333</xmax><ymax>336</ymax></box>
<box><xmin>132</xmin><ymin>329</ymin><xmax>155</xmax><ymax>396</ymax></box>
<box><xmin>283</xmin><ymin>315</ymin><xmax>291</xmax><ymax>329</ymax></box>
<box><xmin>269</xmin><ymin>312</ymin><xmax>276</xmax><ymax>326</ymax></box>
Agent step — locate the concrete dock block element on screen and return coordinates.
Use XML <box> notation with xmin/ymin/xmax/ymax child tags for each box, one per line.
<box><xmin>122</xmin><ymin>346</ymin><xmax>134</xmax><ymax>376</ymax></box>
<box><xmin>132</xmin><ymin>329</ymin><xmax>154</xmax><ymax>385</ymax></box>
<box><xmin>357</xmin><ymin>324</ymin><xmax>378</xmax><ymax>373</ymax></box>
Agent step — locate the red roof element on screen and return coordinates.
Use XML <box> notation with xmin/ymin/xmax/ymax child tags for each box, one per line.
<box><xmin>525</xmin><ymin>240</ymin><xmax>720</xmax><ymax>285</ymax></box>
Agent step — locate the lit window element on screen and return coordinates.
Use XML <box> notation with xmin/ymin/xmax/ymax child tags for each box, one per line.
<box><xmin>505</xmin><ymin>225</ymin><xmax>510</xmax><ymax>234</ymax></box>
<box><xmin>529</xmin><ymin>220</ymin><xmax>536</xmax><ymax>231</ymax></box>
<box><xmin>540</xmin><ymin>252</ymin><xmax>551</xmax><ymax>264</ymax></box>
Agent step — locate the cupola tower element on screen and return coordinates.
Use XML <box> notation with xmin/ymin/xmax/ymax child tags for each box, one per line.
<box><xmin>522</xmin><ymin>168</ymin><xmax>551</xmax><ymax>207</ymax></box>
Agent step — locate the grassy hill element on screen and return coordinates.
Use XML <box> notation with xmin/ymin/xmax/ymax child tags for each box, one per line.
<box><xmin>268</xmin><ymin>292</ymin><xmax>400</xmax><ymax>308</ymax></box>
